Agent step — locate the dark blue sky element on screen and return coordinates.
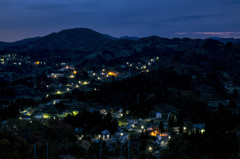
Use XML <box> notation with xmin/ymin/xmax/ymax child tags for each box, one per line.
<box><xmin>1</xmin><ymin>0</ymin><xmax>240</xmax><ymax>42</ymax></box>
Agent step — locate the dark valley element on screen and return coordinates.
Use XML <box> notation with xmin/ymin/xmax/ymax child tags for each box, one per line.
<box><xmin>0</xmin><ymin>28</ymin><xmax>240</xmax><ymax>159</ymax></box>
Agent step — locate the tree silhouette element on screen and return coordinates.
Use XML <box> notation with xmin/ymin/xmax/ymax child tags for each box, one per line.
<box><xmin>159</xmin><ymin>120</ymin><xmax>164</xmax><ymax>135</ymax></box>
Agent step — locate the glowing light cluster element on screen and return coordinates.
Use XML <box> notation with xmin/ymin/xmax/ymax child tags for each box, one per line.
<box><xmin>108</xmin><ymin>72</ymin><xmax>118</xmax><ymax>77</ymax></box>
<box><xmin>43</xmin><ymin>114</ymin><xmax>51</xmax><ymax>119</ymax></box>
<box><xmin>83</xmin><ymin>81</ymin><xmax>89</xmax><ymax>85</ymax></box>
<box><xmin>69</xmin><ymin>75</ymin><xmax>75</xmax><ymax>78</ymax></box>
<box><xmin>55</xmin><ymin>91</ymin><xmax>62</xmax><ymax>95</ymax></box>
<box><xmin>73</xmin><ymin>111</ymin><xmax>79</xmax><ymax>116</ymax></box>
<box><xmin>150</xmin><ymin>130</ymin><xmax>159</xmax><ymax>137</ymax></box>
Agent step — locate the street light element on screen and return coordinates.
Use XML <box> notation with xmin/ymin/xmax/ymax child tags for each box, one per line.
<box><xmin>184</xmin><ymin>127</ymin><xmax>186</xmax><ymax>132</ymax></box>
<box><xmin>56</xmin><ymin>91</ymin><xmax>61</xmax><ymax>94</ymax></box>
<box><xmin>141</xmin><ymin>126</ymin><xmax>144</xmax><ymax>129</ymax></box>
<box><xmin>149</xmin><ymin>147</ymin><xmax>152</xmax><ymax>151</ymax></box>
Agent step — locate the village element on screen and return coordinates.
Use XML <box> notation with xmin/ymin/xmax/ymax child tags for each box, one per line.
<box><xmin>0</xmin><ymin>51</ymin><xmax>238</xmax><ymax>158</ymax></box>
<box><xmin>16</xmin><ymin>101</ymin><xmax>206</xmax><ymax>157</ymax></box>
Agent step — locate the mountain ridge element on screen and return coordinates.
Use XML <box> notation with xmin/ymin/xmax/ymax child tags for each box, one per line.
<box><xmin>1</xmin><ymin>28</ymin><xmax>240</xmax><ymax>52</ymax></box>
<box><xmin>1</xmin><ymin>28</ymin><xmax>240</xmax><ymax>72</ymax></box>
<box><xmin>0</xmin><ymin>28</ymin><xmax>113</xmax><ymax>51</ymax></box>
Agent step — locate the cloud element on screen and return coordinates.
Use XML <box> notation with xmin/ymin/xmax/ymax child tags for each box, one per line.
<box><xmin>175</xmin><ymin>33</ymin><xmax>189</xmax><ymax>35</ymax></box>
<box><xmin>175</xmin><ymin>32</ymin><xmax>240</xmax><ymax>38</ymax></box>
<box><xmin>171</xmin><ymin>15</ymin><xmax>215</xmax><ymax>22</ymax></box>
<box><xmin>194</xmin><ymin>32</ymin><xmax>240</xmax><ymax>37</ymax></box>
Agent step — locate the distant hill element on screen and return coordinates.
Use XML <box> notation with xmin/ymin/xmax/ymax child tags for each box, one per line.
<box><xmin>209</xmin><ymin>37</ymin><xmax>240</xmax><ymax>44</ymax></box>
<box><xmin>1</xmin><ymin>28</ymin><xmax>240</xmax><ymax>76</ymax></box>
<box><xmin>0</xmin><ymin>37</ymin><xmax>41</xmax><ymax>49</ymax></box>
<box><xmin>103</xmin><ymin>34</ymin><xmax>118</xmax><ymax>40</ymax></box>
<box><xmin>10</xmin><ymin>37</ymin><xmax>41</xmax><ymax>46</ymax></box>
<box><xmin>30</xmin><ymin>28</ymin><xmax>113</xmax><ymax>50</ymax></box>
<box><xmin>1</xmin><ymin>28</ymin><xmax>113</xmax><ymax>52</ymax></box>
<box><xmin>120</xmin><ymin>36</ymin><xmax>139</xmax><ymax>41</ymax></box>
<box><xmin>0</xmin><ymin>42</ymin><xmax>8</xmax><ymax>49</ymax></box>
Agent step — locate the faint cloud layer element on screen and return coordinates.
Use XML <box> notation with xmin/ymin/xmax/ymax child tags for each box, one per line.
<box><xmin>171</xmin><ymin>15</ymin><xmax>215</xmax><ymax>22</ymax></box>
<box><xmin>176</xmin><ymin>32</ymin><xmax>240</xmax><ymax>38</ymax></box>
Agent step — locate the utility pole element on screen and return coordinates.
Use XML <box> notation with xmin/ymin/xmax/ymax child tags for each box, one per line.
<box><xmin>46</xmin><ymin>142</ymin><xmax>48</xmax><ymax>159</ymax></box>
<box><xmin>34</xmin><ymin>144</ymin><xmax>36</xmax><ymax>159</ymax></box>
<box><xmin>138</xmin><ymin>143</ymin><xmax>139</xmax><ymax>159</ymax></box>
<box><xmin>100</xmin><ymin>138</ymin><xmax>102</xmax><ymax>159</ymax></box>
<box><xmin>128</xmin><ymin>140</ymin><xmax>130</xmax><ymax>159</ymax></box>
<box><xmin>121</xmin><ymin>142</ymin><xmax>122</xmax><ymax>159</ymax></box>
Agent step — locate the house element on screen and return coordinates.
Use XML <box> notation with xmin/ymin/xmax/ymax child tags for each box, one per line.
<box><xmin>193</xmin><ymin>123</ymin><xmax>205</xmax><ymax>133</ymax></box>
<box><xmin>118</xmin><ymin>108</ymin><xmax>123</xmax><ymax>113</ymax></box>
<box><xmin>100</xmin><ymin>109</ymin><xmax>107</xmax><ymax>115</ymax></box>
<box><xmin>147</xmin><ymin>127</ymin><xmax>153</xmax><ymax>131</ymax></box>
<box><xmin>75</xmin><ymin>127</ymin><xmax>83</xmax><ymax>134</ymax></box>
<box><xmin>0</xmin><ymin>120</ymin><xmax>7</xmax><ymax>125</ymax></box>
<box><xmin>0</xmin><ymin>105</ymin><xmax>8</xmax><ymax>109</ymax></box>
<box><xmin>193</xmin><ymin>123</ymin><xmax>205</xmax><ymax>130</ymax></box>
<box><xmin>156</xmin><ymin>112</ymin><xmax>162</xmax><ymax>118</ymax></box>
<box><xmin>48</xmin><ymin>73</ymin><xmax>64</xmax><ymax>78</ymax></box>
<box><xmin>53</xmin><ymin>99</ymin><xmax>61</xmax><ymax>105</ymax></box>
<box><xmin>34</xmin><ymin>114</ymin><xmax>43</xmax><ymax>119</ymax></box>
<box><xmin>101</xmin><ymin>129</ymin><xmax>110</xmax><ymax>135</ymax></box>
<box><xmin>0</xmin><ymin>121</ymin><xmax>7</xmax><ymax>128</ymax></box>
<box><xmin>156</xmin><ymin>134</ymin><xmax>162</xmax><ymax>140</ymax></box>
<box><xmin>101</xmin><ymin>130</ymin><xmax>110</xmax><ymax>139</ymax></box>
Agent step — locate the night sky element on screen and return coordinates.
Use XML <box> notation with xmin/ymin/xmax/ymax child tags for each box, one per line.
<box><xmin>1</xmin><ymin>0</ymin><xmax>240</xmax><ymax>42</ymax></box>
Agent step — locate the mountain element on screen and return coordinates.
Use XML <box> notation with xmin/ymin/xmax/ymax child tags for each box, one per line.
<box><xmin>120</xmin><ymin>36</ymin><xmax>139</xmax><ymax>41</ymax></box>
<box><xmin>10</xmin><ymin>37</ymin><xmax>41</xmax><ymax>46</ymax></box>
<box><xmin>0</xmin><ymin>42</ymin><xmax>8</xmax><ymax>49</ymax></box>
<box><xmin>209</xmin><ymin>37</ymin><xmax>240</xmax><ymax>44</ymax></box>
<box><xmin>103</xmin><ymin>34</ymin><xmax>118</xmax><ymax>40</ymax></box>
<box><xmin>1</xmin><ymin>28</ymin><xmax>240</xmax><ymax>74</ymax></box>
<box><xmin>30</xmin><ymin>28</ymin><xmax>113</xmax><ymax>50</ymax></box>
<box><xmin>1</xmin><ymin>28</ymin><xmax>113</xmax><ymax>52</ymax></box>
<box><xmin>0</xmin><ymin>37</ymin><xmax>41</xmax><ymax>50</ymax></box>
